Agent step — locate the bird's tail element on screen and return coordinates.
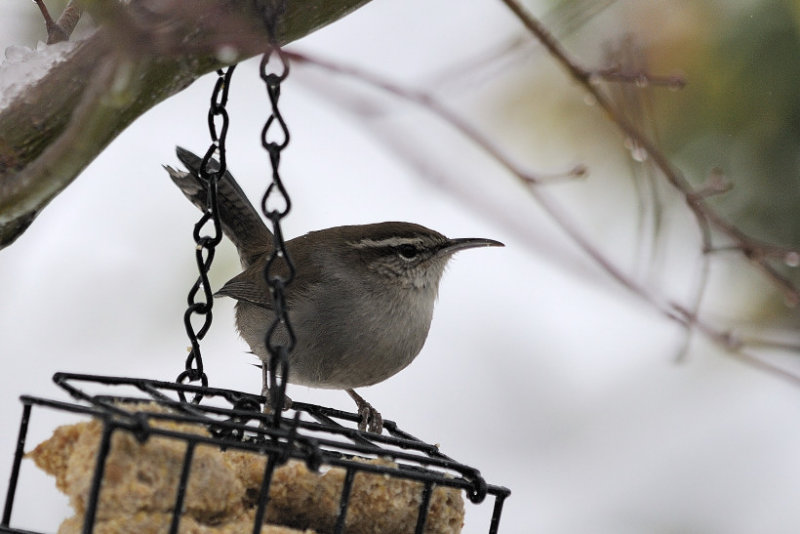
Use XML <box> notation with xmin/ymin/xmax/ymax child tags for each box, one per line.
<box><xmin>164</xmin><ymin>147</ymin><xmax>272</xmax><ymax>267</ymax></box>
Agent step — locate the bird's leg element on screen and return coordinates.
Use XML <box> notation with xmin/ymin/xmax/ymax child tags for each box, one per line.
<box><xmin>347</xmin><ymin>389</ymin><xmax>383</xmax><ymax>433</ymax></box>
<box><xmin>261</xmin><ymin>364</ymin><xmax>292</xmax><ymax>414</ymax></box>
<box><xmin>261</xmin><ymin>364</ymin><xmax>270</xmax><ymax>412</ymax></box>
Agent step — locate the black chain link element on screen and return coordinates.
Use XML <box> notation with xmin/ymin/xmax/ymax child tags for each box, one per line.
<box><xmin>257</xmin><ymin>0</ymin><xmax>295</xmax><ymax>427</ymax></box>
<box><xmin>177</xmin><ymin>65</ymin><xmax>236</xmax><ymax>403</ymax></box>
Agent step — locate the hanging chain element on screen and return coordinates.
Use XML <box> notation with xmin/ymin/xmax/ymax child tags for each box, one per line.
<box><xmin>177</xmin><ymin>65</ymin><xmax>236</xmax><ymax>403</ymax></box>
<box><xmin>257</xmin><ymin>0</ymin><xmax>295</xmax><ymax>426</ymax></box>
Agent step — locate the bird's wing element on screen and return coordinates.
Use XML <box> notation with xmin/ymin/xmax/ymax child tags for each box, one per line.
<box><xmin>216</xmin><ymin>269</ymin><xmax>274</xmax><ymax>308</ymax></box>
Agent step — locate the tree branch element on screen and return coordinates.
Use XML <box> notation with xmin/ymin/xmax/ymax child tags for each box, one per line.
<box><xmin>0</xmin><ymin>0</ymin><xmax>373</xmax><ymax>249</ymax></box>
<box><xmin>497</xmin><ymin>0</ymin><xmax>800</xmax><ymax>305</ymax></box>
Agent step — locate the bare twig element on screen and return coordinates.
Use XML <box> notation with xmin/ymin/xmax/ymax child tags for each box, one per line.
<box><xmin>286</xmin><ymin>47</ymin><xmax>800</xmax><ymax>385</ymax></box>
<box><xmin>57</xmin><ymin>0</ymin><xmax>83</xmax><ymax>39</ymax></box>
<box><xmin>498</xmin><ymin>0</ymin><xmax>800</xmax><ymax>306</ymax></box>
<box><xmin>602</xmin><ymin>37</ymin><xmax>706</xmax><ymax>364</ymax></box>
<box><xmin>591</xmin><ymin>66</ymin><xmax>686</xmax><ymax>90</ymax></box>
<box><xmin>287</xmin><ymin>51</ymin><xmax>686</xmax><ymax>314</ymax></box>
<box><xmin>32</xmin><ymin>0</ymin><xmax>82</xmax><ymax>43</ymax></box>
<box><xmin>32</xmin><ymin>0</ymin><xmax>67</xmax><ymax>43</ymax></box>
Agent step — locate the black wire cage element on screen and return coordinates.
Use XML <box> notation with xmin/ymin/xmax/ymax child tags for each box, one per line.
<box><xmin>1</xmin><ymin>372</ymin><xmax>510</xmax><ymax>534</ymax></box>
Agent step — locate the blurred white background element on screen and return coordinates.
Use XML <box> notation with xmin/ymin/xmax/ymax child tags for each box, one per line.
<box><xmin>2</xmin><ymin>1</ymin><xmax>800</xmax><ymax>532</ymax></box>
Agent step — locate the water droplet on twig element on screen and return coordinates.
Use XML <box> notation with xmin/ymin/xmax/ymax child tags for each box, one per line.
<box><xmin>623</xmin><ymin>138</ymin><xmax>648</xmax><ymax>162</ymax></box>
<box><xmin>631</xmin><ymin>145</ymin><xmax>648</xmax><ymax>162</ymax></box>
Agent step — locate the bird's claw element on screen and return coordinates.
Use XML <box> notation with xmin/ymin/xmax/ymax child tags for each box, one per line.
<box><xmin>261</xmin><ymin>388</ymin><xmax>293</xmax><ymax>414</ymax></box>
<box><xmin>348</xmin><ymin>389</ymin><xmax>383</xmax><ymax>433</ymax></box>
<box><xmin>359</xmin><ymin>404</ymin><xmax>383</xmax><ymax>433</ymax></box>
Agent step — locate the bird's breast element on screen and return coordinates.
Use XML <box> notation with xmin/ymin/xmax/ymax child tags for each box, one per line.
<box><xmin>286</xmin><ymin>282</ymin><xmax>437</xmax><ymax>389</ymax></box>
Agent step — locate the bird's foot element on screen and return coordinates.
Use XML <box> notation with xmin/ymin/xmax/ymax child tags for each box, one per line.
<box><xmin>261</xmin><ymin>367</ymin><xmax>292</xmax><ymax>414</ymax></box>
<box><xmin>261</xmin><ymin>390</ymin><xmax>293</xmax><ymax>415</ymax></box>
<box><xmin>347</xmin><ymin>389</ymin><xmax>383</xmax><ymax>433</ymax></box>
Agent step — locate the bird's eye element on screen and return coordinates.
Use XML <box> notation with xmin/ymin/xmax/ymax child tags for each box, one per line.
<box><xmin>398</xmin><ymin>244</ymin><xmax>418</xmax><ymax>260</ymax></box>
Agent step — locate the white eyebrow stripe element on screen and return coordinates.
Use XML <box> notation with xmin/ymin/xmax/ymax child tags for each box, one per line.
<box><xmin>349</xmin><ymin>237</ymin><xmax>425</xmax><ymax>249</ymax></box>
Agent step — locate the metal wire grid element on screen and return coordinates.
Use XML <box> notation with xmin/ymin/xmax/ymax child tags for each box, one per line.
<box><xmin>1</xmin><ymin>372</ymin><xmax>510</xmax><ymax>534</ymax></box>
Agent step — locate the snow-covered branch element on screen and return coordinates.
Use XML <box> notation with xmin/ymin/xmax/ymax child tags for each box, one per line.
<box><xmin>0</xmin><ymin>0</ymin><xmax>373</xmax><ymax>249</ymax></box>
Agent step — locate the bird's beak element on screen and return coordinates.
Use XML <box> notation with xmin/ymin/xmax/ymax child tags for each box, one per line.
<box><xmin>440</xmin><ymin>237</ymin><xmax>504</xmax><ymax>255</ymax></box>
